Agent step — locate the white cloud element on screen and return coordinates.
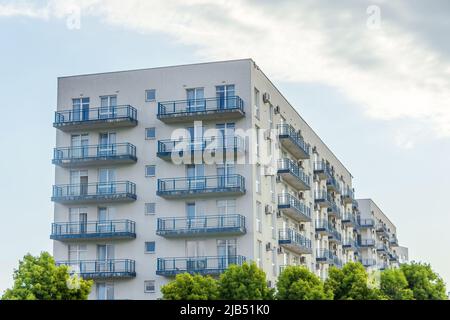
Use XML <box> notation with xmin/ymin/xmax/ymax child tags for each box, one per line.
<box><xmin>2</xmin><ymin>0</ymin><xmax>450</xmax><ymax>146</ymax></box>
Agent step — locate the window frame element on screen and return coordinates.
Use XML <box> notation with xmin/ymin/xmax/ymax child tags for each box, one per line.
<box><xmin>145</xmin><ymin>89</ymin><xmax>156</xmax><ymax>102</ymax></box>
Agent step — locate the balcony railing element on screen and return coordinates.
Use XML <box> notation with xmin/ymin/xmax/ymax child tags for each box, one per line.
<box><xmin>358</xmin><ymin>218</ymin><xmax>374</xmax><ymax>228</ymax></box>
<box><xmin>278</xmin><ymin>229</ymin><xmax>312</xmax><ymax>254</ymax></box>
<box><xmin>157</xmin><ymin>136</ymin><xmax>245</xmax><ymax>161</ymax></box>
<box><xmin>316</xmin><ymin>249</ymin><xmax>334</xmax><ymax>264</ymax></box>
<box><xmin>56</xmin><ymin>259</ymin><xmax>136</xmax><ymax>278</ymax></box>
<box><xmin>277</xmin><ymin>193</ymin><xmax>311</xmax><ymax>222</ymax></box>
<box><xmin>156</xmin><ymin>255</ymin><xmax>246</xmax><ymax>276</ymax></box>
<box><xmin>376</xmin><ymin>223</ymin><xmax>389</xmax><ymax>236</ymax></box>
<box><xmin>51</xmin><ymin>219</ymin><xmax>136</xmax><ymax>241</ymax></box>
<box><xmin>327</xmin><ymin>202</ymin><xmax>342</xmax><ymax>218</ymax></box>
<box><xmin>54</xmin><ymin>105</ymin><xmax>137</xmax><ymax>131</ymax></box>
<box><xmin>326</xmin><ymin>177</ymin><xmax>341</xmax><ymax>193</ymax></box>
<box><xmin>277</xmin><ymin>124</ymin><xmax>310</xmax><ymax>159</ymax></box>
<box><xmin>53</xmin><ymin>143</ymin><xmax>137</xmax><ymax>167</ymax></box>
<box><xmin>314</xmin><ymin>190</ymin><xmax>332</xmax><ymax>208</ymax></box>
<box><xmin>376</xmin><ymin>243</ymin><xmax>389</xmax><ymax>252</ymax></box>
<box><xmin>157</xmin><ymin>96</ymin><xmax>245</xmax><ymax>123</ymax></box>
<box><xmin>52</xmin><ymin>181</ymin><xmax>136</xmax><ymax>204</ymax></box>
<box><xmin>389</xmin><ymin>251</ymin><xmax>399</xmax><ymax>261</ymax></box>
<box><xmin>156</xmin><ymin>214</ymin><xmax>246</xmax><ymax>237</ymax></box>
<box><xmin>157</xmin><ymin>175</ymin><xmax>245</xmax><ymax>199</ymax></box>
<box><xmin>313</xmin><ymin>161</ymin><xmax>333</xmax><ymax>180</ymax></box>
<box><xmin>359</xmin><ymin>239</ymin><xmax>376</xmax><ymax>247</ymax></box>
<box><xmin>342</xmin><ymin>188</ymin><xmax>354</xmax><ymax>204</ymax></box>
<box><xmin>361</xmin><ymin>258</ymin><xmax>377</xmax><ymax>267</ymax></box>
<box><xmin>390</xmin><ymin>235</ymin><xmax>399</xmax><ymax>246</ymax></box>
<box><xmin>378</xmin><ymin>262</ymin><xmax>389</xmax><ymax>270</ymax></box>
<box><xmin>328</xmin><ymin>225</ymin><xmax>342</xmax><ymax>243</ymax></box>
<box><xmin>342</xmin><ymin>239</ymin><xmax>358</xmax><ymax>250</ymax></box>
<box><xmin>342</xmin><ymin>212</ymin><xmax>358</xmax><ymax>227</ymax></box>
<box><xmin>277</xmin><ymin>158</ymin><xmax>311</xmax><ymax>190</ymax></box>
<box><xmin>315</xmin><ymin>219</ymin><xmax>331</xmax><ymax>236</ymax></box>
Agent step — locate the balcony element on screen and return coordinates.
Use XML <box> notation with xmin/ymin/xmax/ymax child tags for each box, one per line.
<box><xmin>56</xmin><ymin>259</ymin><xmax>136</xmax><ymax>279</ymax></box>
<box><xmin>327</xmin><ymin>202</ymin><xmax>342</xmax><ymax>218</ymax></box>
<box><xmin>52</xmin><ymin>181</ymin><xmax>136</xmax><ymax>204</ymax></box>
<box><xmin>361</xmin><ymin>258</ymin><xmax>376</xmax><ymax>267</ymax></box>
<box><xmin>156</xmin><ymin>214</ymin><xmax>246</xmax><ymax>238</ymax></box>
<box><xmin>277</xmin><ymin>124</ymin><xmax>310</xmax><ymax>159</ymax></box>
<box><xmin>389</xmin><ymin>251</ymin><xmax>399</xmax><ymax>262</ymax></box>
<box><xmin>277</xmin><ymin>159</ymin><xmax>311</xmax><ymax>191</ymax></box>
<box><xmin>54</xmin><ymin>105</ymin><xmax>137</xmax><ymax>131</ymax></box>
<box><xmin>157</xmin><ymin>96</ymin><xmax>245</xmax><ymax>123</ymax></box>
<box><xmin>352</xmin><ymin>199</ymin><xmax>359</xmax><ymax>209</ymax></box>
<box><xmin>328</xmin><ymin>225</ymin><xmax>342</xmax><ymax>244</ymax></box>
<box><xmin>342</xmin><ymin>188</ymin><xmax>354</xmax><ymax>204</ymax></box>
<box><xmin>51</xmin><ymin>219</ymin><xmax>136</xmax><ymax>241</ymax></box>
<box><xmin>342</xmin><ymin>240</ymin><xmax>358</xmax><ymax>251</ymax></box>
<box><xmin>342</xmin><ymin>213</ymin><xmax>358</xmax><ymax>227</ymax></box>
<box><xmin>359</xmin><ymin>239</ymin><xmax>376</xmax><ymax>247</ymax></box>
<box><xmin>314</xmin><ymin>190</ymin><xmax>333</xmax><ymax>208</ymax></box>
<box><xmin>278</xmin><ymin>229</ymin><xmax>312</xmax><ymax>255</ymax></box>
<box><xmin>316</xmin><ymin>249</ymin><xmax>336</xmax><ymax>265</ymax></box>
<box><xmin>157</xmin><ymin>136</ymin><xmax>245</xmax><ymax>162</ymax></box>
<box><xmin>53</xmin><ymin>143</ymin><xmax>137</xmax><ymax>167</ymax></box>
<box><xmin>390</xmin><ymin>235</ymin><xmax>399</xmax><ymax>246</ymax></box>
<box><xmin>375</xmin><ymin>224</ymin><xmax>389</xmax><ymax>238</ymax></box>
<box><xmin>313</xmin><ymin>162</ymin><xmax>333</xmax><ymax>180</ymax></box>
<box><xmin>358</xmin><ymin>218</ymin><xmax>374</xmax><ymax>228</ymax></box>
<box><xmin>157</xmin><ymin>175</ymin><xmax>245</xmax><ymax>199</ymax></box>
<box><xmin>326</xmin><ymin>177</ymin><xmax>341</xmax><ymax>194</ymax></box>
<box><xmin>376</xmin><ymin>243</ymin><xmax>389</xmax><ymax>253</ymax></box>
<box><xmin>156</xmin><ymin>255</ymin><xmax>246</xmax><ymax>276</ymax></box>
<box><xmin>378</xmin><ymin>262</ymin><xmax>389</xmax><ymax>270</ymax></box>
<box><xmin>315</xmin><ymin>219</ymin><xmax>332</xmax><ymax>236</ymax></box>
<box><xmin>277</xmin><ymin>193</ymin><xmax>311</xmax><ymax>222</ymax></box>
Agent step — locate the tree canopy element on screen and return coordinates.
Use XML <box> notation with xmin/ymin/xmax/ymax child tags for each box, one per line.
<box><xmin>400</xmin><ymin>262</ymin><xmax>447</xmax><ymax>300</ymax></box>
<box><xmin>161</xmin><ymin>273</ymin><xmax>219</xmax><ymax>300</ymax></box>
<box><xmin>2</xmin><ymin>252</ymin><xmax>92</xmax><ymax>300</ymax></box>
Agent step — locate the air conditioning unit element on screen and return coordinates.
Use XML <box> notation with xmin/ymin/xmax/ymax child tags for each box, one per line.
<box><xmin>297</xmin><ymin>160</ymin><xmax>303</xmax><ymax>167</ymax></box>
<box><xmin>300</xmin><ymin>256</ymin><xmax>306</xmax><ymax>264</ymax></box>
<box><xmin>267</xmin><ymin>280</ymin><xmax>273</xmax><ymax>288</ymax></box>
<box><xmin>274</xmin><ymin>105</ymin><xmax>280</xmax><ymax>114</ymax></box>
<box><xmin>297</xmin><ymin>192</ymin><xmax>304</xmax><ymax>200</ymax></box>
<box><xmin>299</xmin><ymin>224</ymin><xmax>305</xmax><ymax>231</ymax></box>
<box><xmin>276</xmin><ymin>211</ymin><xmax>282</xmax><ymax>218</ymax></box>
<box><xmin>265</xmin><ymin>204</ymin><xmax>274</xmax><ymax>215</ymax></box>
<box><xmin>277</xmin><ymin>247</ymin><xmax>284</xmax><ymax>254</ymax></box>
<box><xmin>266</xmin><ymin>242</ymin><xmax>272</xmax><ymax>251</ymax></box>
<box><xmin>263</xmin><ymin>92</ymin><xmax>271</xmax><ymax>104</ymax></box>
<box><xmin>315</xmin><ymin>234</ymin><xmax>319</xmax><ymax>240</ymax></box>
<box><xmin>276</xmin><ymin>175</ymin><xmax>281</xmax><ymax>183</ymax></box>
<box><xmin>264</xmin><ymin>130</ymin><xmax>271</xmax><ymax>140</ymax></box>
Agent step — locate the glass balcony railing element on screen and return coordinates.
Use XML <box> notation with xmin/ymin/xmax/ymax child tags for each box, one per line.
<box><xmin>156</xmin><ymin>214</ymin><xmax>246</xmax><ymax>237</ymax></box>
<box><xmin>314</xmin><ymin>190</ymin><xmax>332</xmax><ymax>207</ymax></box>
<box><xmin>277</xmin><ymin>193</ymin><xmax>311</xmax><ymax>222</ymax></box>
<box><xmin>328</xmin><ymin>225</ymin><xmax>342</xmax><ymax>243</ymax></box>
<box><xmin>277</xmin><ymin>124</ymin><xmax>311</xmax><ymax>159</ymax></box>
<box><xmin>278</xmin><ymin>229</ymin><xmax>312</xmax><ymax>254</ymax></box>
<box><xmin>342</xmin><ymin>212</ymin><xmax>358</xmax><ymax>227</ymax></box>
<box><xmin>51</xmin><ymin>219</ymin><xmax>136</xmax><ymax>240</ymax></box>
<box><xmin>53</xmin><ymin>143</ymin><xmax>137</xmax><ymax>167</ymax></box>
<box><xmin>157</xmin><ymin>96</ymin><xmax>245</xmax><ymax>123</ymax></box>
<box><xmin>157</xmin><ymin>136</ymin><xmax>245</xmax><ymax>161</ymax></box>
<box><xmin>56</xmin><ymin>259</ymin><xmax>136</xmax><ymax>278</ymax></box>
<box><xmin>313</xmin><ymin>161</ymin><xmax>333</xmax><ymax>180</ymax></box>
<box><xmin>316</xmin><ymin>249</ymin><xmax>334</xmax><ymax>264</ymax></box>
<box><xmin>157</xmin><ymin>175</ymin><xmax>245</xmax><ymax>198</ymax></box>
<box><xmin>390</xmin><ymin>235</ymin><xmax>399</xmax><ymax>246</ymax></box>
<box><xmin>358</xmin><ymin>218</ymin><xmax>374</xmax><ymax>228</ymax></box>
<box><xmin>342</xmin><ymin>239</ymin><xmax>358</xmax><ymax>250</ymax></box>
<box><xmin>315</xmin><ymin>219</ymin><xmax>332</xmax><ymax>235</ymax></box>
<box><xmin>359</xmin><ymin>239</ymin><xmax>376</xmax><ymax>247</ymax></box>
<box><xmin>52</xmin><ymin>181</ymin><xmax>136</xmax><ymax>203</ymax></box>
<box><xmin>327</xmin><ymin>202</ymin><xmax>342</xmax><ymax>218</ymax></box>
<box><xmin>326</xmin><ymin>177</ymin><xmax>341</xmax><ymax>193</ymax></box>
<box><xmin>361</xmin><ymin>258</ymin><xmax>377</xmax><ymax>267</ymax></box>
<box><xmin>156</xmin><ymin>255</ymin><xmax>246</xmax><ymax>276</ymax></box>
<box><xmin>277</xmin><ymin>158</ymin><xmax>311</xmax><ymax>190</ymax></box>
<box><xmin>376</xmin><ymin>243</ymin><xmax>389</xmax><ymax>252</ymax></box>
<box><xmin>54</xmin><ymin>105</ymin><xmax>137</xmax><ymax>131</ymax></box>
<box><xmin>342</xmin><ymin>187</ymin><xmax>354</xmax><ymax>204</ymax></box>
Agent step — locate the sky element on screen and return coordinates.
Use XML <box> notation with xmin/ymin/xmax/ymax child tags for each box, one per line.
<box><xmin>0</xmin><ymin>0</ymin><xmax>449</xmax><ymax>293</ymax></box>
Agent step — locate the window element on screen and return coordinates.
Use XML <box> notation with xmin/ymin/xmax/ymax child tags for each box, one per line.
<box><xmin>270</xmin><ymin>175</ymin><xmax>276</xmax><ymax>203</ymax></box>
<box><xmin>96</xmin><ymin>282</ymin><xmax>114</xmax><ymax>300</ymax></box>
<box><xmin>256</xmin><ymin>164</ymin><xmax>261</xmax><ymax>194</ymax></box>
<box><xmin>257</xmin><ymin>240</ymin><xmax>263</xmax><ymax>268</ymax></box>
<box><xmin>68</xmin><ymin>244</ymin><xmax>87</xmax><ymax>262</ymax></box>
<box><xmin>144</xmin><ymin>280</ymin><xmax>156</xmax><ymax>293</ymax></box>
<box><xmin>145</xmin><ymin>89</ymin><xmax>156</xmax><ymax>102</ymax></box>
<box><xmin>272</xmin><ymin>249</ymin><xmax>277</xmax><ymax>276</ymax></box>
<box><xmin>255</xmin><ymin>126</ymin><xmax>260</xmax><ymax>158</ymax></box>
<box><xmin>256</xmin><ymin>201</ymin><xmax>262</xmax><ymax>233</ymax></box>
<box><xmin>72</xmin><ymin>98</ymin><xmax>90</xmax><ymax>121</ymax></box>
<box><xmin>145</xmin><ymin>165</ymin><xmax>156</xmax><ymax>177</ymax></box>
<box><xmin>216</xmin><ymin>85</ymin><xmax>235</xmax><ymax>109</ymax></box>
<box><xmin>268</xmin><ymin>105</ymin><xmax>273</xmax><ymax>129</ymax></box>
<box><xmin>254</xmin><ymin>88</ymin><xmax>260</xmax><ymax>119</ymax></box>
<box><xmin>145</xmin><ymin>241</ymin><xmax>156</xmax><ymax>253</ymax></box>
<box><xmin>145</xmin><ymin>203</ymin><xmax>156</xmax><ymax>215</ymax></box>
<box><xmin>186</xmin><ymin>88</ymin><xmax>204</xmax><ymax>111</ymax></box>
<box><xmin>271</xmin><ymin>210</ymin><xmax>277</xmax><ymax>240</ymax></box>
<box><xmin>145</xmin><ymin>127</ymin><xmax>156</xmax><ymax>140</ymax></box>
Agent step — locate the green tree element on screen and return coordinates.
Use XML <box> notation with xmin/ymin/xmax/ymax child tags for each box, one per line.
<box><xmin>218</xmin><ymin>262</ymin><xmax>274</xmax><ymax>300</ymax></box>
<box><xmin>2</xmin><ymin>252</ymin><xmax>92</xmax><ymax>300</ymax></box>
<box><xmin>161</xmin><ymin>273</ymin><xmax>219</xmax><ymax>300</ymax></box>
<box><xmin>400</xmin><ymin>262</ymin><xmax>447</xmax><ymax>300</ymax></box>
<box><xmin>324</xmin><ymin>262</ymin><xmax>382</xmax><ymax>300</ymax></box>
<box><xmin>276</xmin><ymin>266</ymin><xmax>333</xmax><ymax>300</ymax></box>
<box><xmin>380</xmin><ymin>268</ymin><xmax>414</xmax><ymax>300</ymax></box>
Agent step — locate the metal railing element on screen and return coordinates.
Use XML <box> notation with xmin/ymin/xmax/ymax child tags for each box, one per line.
<box><xmin>358</xmin><ymin>218</ymin><xmax>374</xmax><ymax>228</ymax></box>
<box><xmin>56</xmin><ymin>259</ymin><xmax>136</xmax><ymax>277</ymax></box>
<box><xmin>277</xmin><ymin>193</ymin><xmax>311</xmax><ymax>219</ymax></box>
<box><xmin>157</xmin><ymin>175</ymin><xmax>245</xmax><ymax>194</ymax></box>
<box><xmin>53</xmin><ymin>143</ymin><xmax>136</xmax><ymax>162</ymax></box>
<box><xmin>277</xmin><ymin>158</ymin><xmax>311</xmax><ymax>187</ymax></box>
<box><xmin>277</xmin><ymin>124</ymin><xmax>311</xmax><ymax>156</ymax></box>
<box><xmin>314</xmin><ymin>190</ymin><xmax>332</xmax><ymax>203</ymax></box>
<box><xmin>359</xmin><ymin>239</ymin><xmax>376</xmax><ymax>246</ymax></box>
<box><xmin>52</xmin><ymin>181</ymin><xmax>136</xmax><ymax>198</ymax></box>
<box><xmin>361</xmin><ymin>258</ymin><xmax>376</xmax><ymax>267</ymax></box>
<box><xmin>278</xmin><ymin>229</ymin><xmax>311</xmax><ymax>249</ymax></box>
<box><xmin>51</xmin><ymin>220</ymin><xmax>135</xmax><ymax>238</ymax></box>
<box><xmin>156</xmin><ymin>214</ymin><xmax>245</xmax><ymax>235</ymax></box>
<box><xmin>156</xmin><ymin>255</ymin><xmax>246</xmax><ymax>275</ymax></box>
<box><xmin>158</xmin><ymin>96</ymin><xmax>244</xmax><ymax>117</ymax></box>
<box><xmin>327</xmin><ymin>202</ymin><xmax>342</xmax><ymax>217</ymax></box>
<box><xmin>158</xmin><ymin>136</ymin><xmax>245</xmax><ymax>154</ymax></box>
<box><xmin>54</xmin><ymin>105</ymin><xmax>137</xmax><ymax>124</ymax></box>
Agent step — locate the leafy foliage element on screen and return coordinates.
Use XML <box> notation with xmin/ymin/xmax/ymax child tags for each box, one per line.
<box><xmin>400</xmin><ymin>262</ymin><xmax>447</xmax><ymax>300</ymax></box>
<box><xmin>161</xmin><ymin>273</ymin><xmax>219</xmax><ymax>300</ymax></box>
<box><xmin>380</xmin><ymin>268</ymin><xmax>414</xmax><ymax>300</ymax></box>
<box><xmin>218</xmin><ymin>262</ymin><xmax>274</xmax><ymax>300</ymax></box>
<box><xmin>276</xmin><ymin>266</ymin><xmax>333</xmax><ymax>300</ymax></box>
<box><xmin>2</xmin><ymin>252</ymin><xmax>92</xmax><ymax>300</ymax></box>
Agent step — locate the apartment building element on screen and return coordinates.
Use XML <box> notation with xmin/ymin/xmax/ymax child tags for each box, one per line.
<box><xmin>51</xmin><ymin>59</ymin><xmax>405</xmax><ymax>300</ymax></box>
<box><xmin>357</xmin><ymin>199</ymin><xmax>407</xmax><ymax>270</ymax></box>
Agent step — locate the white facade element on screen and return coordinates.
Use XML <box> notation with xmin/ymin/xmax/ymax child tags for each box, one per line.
<box><xmin>52</xmin><ymin>59</ymin><xmax>406</xmax><ymax>299</ymax></box>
